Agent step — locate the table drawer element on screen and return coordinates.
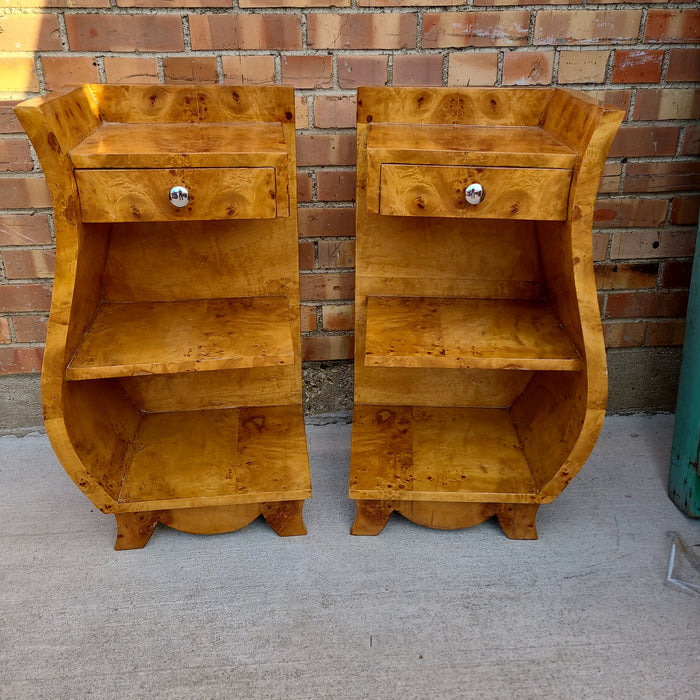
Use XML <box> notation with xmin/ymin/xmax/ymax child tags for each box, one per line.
<box><xmin>75</xmin><ymin>167</ymin><xmax>282</xmax><ymax>223</ymax></box>
<box><xmin>377</xmin><ymin>164</ymin><xmax>571</xmax><ymax>221</ymax></box>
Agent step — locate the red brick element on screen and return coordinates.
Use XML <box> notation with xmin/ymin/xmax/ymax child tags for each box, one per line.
<box><xmin>296</xmin><ymin>95</ymin><xmax>310</xmax><ymax>130</ymax></box>
<box><xmin>0</xmin><ymin>283</ymin><xmax>53</xmax><ymax>312</ymax></box>
<box><xmin>302</xmin><ymin>335</ymin><xmax>353</xmax><ymax>361</ymax></box>
<box><xmin>65</xmin><ymin>14</ymin><xmax>184</xmax><ymax>52</ymax></box>
<box><xmin>680</xmin><ymin>126</ymin><xmax>700</xmax><ymax>157</ymax></box>
<box><xmin>318</xmin><ymin>240</ymin><xmax>355</xmax><ymax>268</ymax></box>
<box><xmin>13</xmin><ymin>315</ymin><xmax>48</xmax><ymax>343</ymax></box>
<box><xmin>606</xmin><ymin>290</ymin><xmax>688</xmax><ymax>319</ymax></box>
<box><xmin>298</xmin><ymin>207</ymin><xmax>355</xmax><ymax>238</ymax></box>
<box><xmin>300</xmin><ymin>305</ymin><xmax>318</xmax><ymax>332</ymax></box>
<box><xmin>0</xmin><ymin>347</ymin><xmax>44</xmax><ymax>374</ymax></box>
<box><xmin>670</xmin><ymin>196</ymin><xmax>699</xmax><ymax>226</ymax></box>
<box><xmin>0</xmin><ymin>318</ymin><xmax>9</xmax><ymax>344</ymax></box>
<box><xmin>103</xmin><ymin>57</ymin><xmax>159</xmax><ymax>84</ymax></box>
<box><xmin>645</xmin><ymin>320</ymin><xmax>686</xmax><ymax>347</ymax></box>
<box><xmin>0</xmin><ymin>215</ymin><xmax>52</xmax><ymax>245</ymax></box>
<box><xmin>3</xmin><ymin>0</ymin><xmax>108</xmax><ymax>5</ymax></box>
<box><xmin>599</xmin><ymin>162</ymin><xmax>623</xmax><ymax>194</ymax></box>
<box><xmin>0</xmin><ymin>102</ymin><xmax>22</xmax><ymax>133</ymax></box>
<box><xmin>300</xmin><ymin>272</ymin><xmax>354</xmax><ymax>301</ymax></box>
<box><xmin>475</xmin><ymin>0</ymin><xmax>576</xmax><ymax>4</ymax></box>
<box><xmin>316</xmin><ymin>171</ymin><xmax>356</xmax><ymax>202</ymax></box>
<box><xmin>322</xmin><ymin>304</ymin><xmax>354</xmax><ymax>331</ymax></box>
<box><xmin>281</xmin><ymin>56</ymin><xmax>333</xmax><ymax>89</ymax></box>
<box><xmin>222</xmin><ymin>56</ymin><xmax>276</xmax><ymax>86</ymax></box>
<box><xmin>634</xmin><ymin>88</ymin><xmax>700</xmax><ymax>121</ymax></box>
<box><xmin>593</xmin><ymin>232</ymin><xmax>609</xmax><ymax>261</ymax></box>
<box><xmin>119</xmin><ymin>0</ymin><xmax>229</xmax><ymax>6</ymax></box>
<box><xmin>609</xmin><ymin>126</ymin><xmax>680</xmax><ymax>158</ymax></box>
<box><xmin>242</xmin><ymin>0</ymin><xmax>349</xmax><ymax>6</ymax></box>
<box><xmin>662</xmin><ymin>260</ymin><xmax>693</xmax><ymax>289</ymax></box>
<box><xmin>557</xmin><ymin>50</ymin><xmax>610</xmax><ymax>84</ymax></box>
<box><xmin>624</xmin><ymin>162</ymin><xmax>700</xmax><ymax>194</ymax></box>
<box><xmin>0</xmin><ymin>58</ymin><xmax>40</xmax><ymax>94</ymax></box>
<box><xmin>534</xmin><ymin>9</ymin><xmax>642</xmax><ymax>45</ymax></box>
<box><xmin>2</xmin><ymin>249</ymin><xmax>56</xmax><ymax>279</ymax></box>
<box><xmin>0</xmin><ymin>14</ymin><xmax>61</xmax><ymax>51</ymax></box>
<box><xmin>0</xmin><ymin>139</ymin><xmax>32</xmax><ymax>173</ymax></box>
<box><xmin>190</xmin><ymin>14</ymin><xmax>301</xmax><ymax>50</ymax></box>
<box><xmin>0</xmin><ymin>178</ymin><xmax>51</xmax><ymax>209</ymax></box>
<box><xmin>644</xmin><ymin>9</ymin><xmax>700</xmax><ymax>43</ymax></box>
<box><xmin>610</xmin><ymin>229</ymin><xmax>696</xmax><ymax>260</ymax></box>
<box><xmin>308</xmin><ymin>13</ymin><xmax>416</xmax><ymax>50</ymax></box>
<box><xmin>314</xmin><ymin>96</ymin><xmax>357</xmax><ymax>129</ymax></box>
<box><xmin>42</xmin><ymin>56</ymin><xmax>101</xmax><ymax>91</ymax></box>
<box><xmin>360</xmin><ymin>0</ymin><xmax>459</xmax><ymax>5</ymax></box>
<box><xmin>297</xmin><ymin>134</ymin><xmax>356</xmax><ymax>167</ymax></box>
<box><xmin>603</xmin><ymin>321</ymin><xmax>645</xmax><ymax>348</ymax></box>
<box><xmin>423</xmin><ymin>11</ymin><xmax>530</xmax><ymax>48</ymax></box>
<box><xmin>338</xmin><ymin>55</ymin><xmax>388</xmax><ymax>89</ymax></box>
<box><xmin>393</xmin><ymin>55</ymin><xmax>443</xmax><ymax>87</ymax></box>
<box><xmin>163</xmin><ymin>57</ymin><xmax>218</xmax><ymax>84</ymax></box>
<box><xmin>298</xmin><ymin>241</ymin><xmax>315</xmax><ymax>270</ymax></box>
<box><xmin>666</xmin><ymin>48</ymin><xmax>700</xmax><ymax>82</ymax></box>
<box><xmin>594</xmin><ymin>198</ymin><xmax>668</xmax><ymax>228</ymax></box>
<box><xmin>594</xmin><ymin>262</ymin><xmax>658</xmax><ymax>290</ymax></box>
<box><xmin>502</xmin><ymin>51</ymin><xmax>553</xmax><ymax>86</ymax></box>
<box><xmin>611</xmin><ymin>50</ymin><xmax>664</xmax><ymax>84</ymax></box>
<box><xmin>297</xmin><ymin>173</ymin><xmax>313</xmax><ymax>203</ymax></box>
<box><xmin>448</xmin><ymin>53</ymin><xmax>499</xmax><ymax>87</ymax></box>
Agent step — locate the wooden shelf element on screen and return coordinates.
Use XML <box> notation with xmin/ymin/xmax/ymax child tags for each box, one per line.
<box><xmin>367</xmin><ymin>124</ymin><xmax>577</xmax><ymax>170</ymax></box>
<box><xmin>67</xmin><ymin>296</ymin><xmax>295</xmax><ymax>380</ymax></box>
<box><xmin>364</xmin><ymin>296</ymin><xmax>582</xmax><ymax>371</ymax></box>
<box><xmin>349</xmin><ymin>405</ymin><xmax>538</xmax><ymax>503</ymax></box>
<box><xmin>70</xmin><ymin>122</ymin><xmax>288</xmax><ymax>169</ymax></box>
<box><xmin>117</xmin><ymin>404</ymin><xmax>311</xmax><ymax>510</ymax></box>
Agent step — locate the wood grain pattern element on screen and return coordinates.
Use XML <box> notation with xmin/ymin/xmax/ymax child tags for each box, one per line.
<box><xmin>75</xmin><ymin>167</ymin><xmax>280</xmax><ymax>222</ymax></box>
<box><xmin>351</xmin><ymin>87</ymin><xmax>622</xmax><ymax>536</ymax></box>
<box><xmin>15</xmin><ymin>85</ymin><xmax>309</xmax><ymax>545</ymax></box>
<box><xmin>90</xmin><ymin>84</ymin><xmax>296</xmax><ymax>126</ymax></box>
<box><xmin>349</xmin><ymin>405</ymin><xmax>539</xmax><ymax>503</ymax></box>
<box><xmin>118</xmin><ymin>405</ymin><xmax>310</xmax><ymax>511</ymax></box>
<box><xmin>70</xmin><ymin>122</ymin><xmax>287</xmax><ymax>169</ymax></box>
<box><xmin>67</xmin><ymin>297</ymin><xmax>295</xmax><ymax>380</ymax></box>
<box><xmin>377</xmin><ymin>164</ymin><xmax>571</xmax><ymax>220</ymax></box>
<box><xmin>364</xmin><ymin>296</ymin><xmax>581</xmax><ymax>371</ymax></box>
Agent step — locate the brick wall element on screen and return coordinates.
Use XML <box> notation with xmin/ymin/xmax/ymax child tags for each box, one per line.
<box><xmin>0</xmin><ymin>2</ymin><xmax>698</xmax><ymax>415</ymax></box>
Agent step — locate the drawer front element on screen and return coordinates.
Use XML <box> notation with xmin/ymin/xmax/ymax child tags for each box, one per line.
<box><xmin>378</xmin><ymin>164</ymin><xmax>571</xmax><ymax>221</ymax></box>
<box><xmin>76</xmin><ymin>168</ymin><xmax>282</xmax><ymax>223</ymax></box>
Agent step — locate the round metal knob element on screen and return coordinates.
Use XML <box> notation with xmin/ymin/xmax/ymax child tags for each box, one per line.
<box><xmin>465</xmin><ymin>183</ymin><xmax>485</xmax><ymax>206</ymax></box>
<box><xmin>169</xmin><ymin>185</ymin><xmax>189</xmax><ymax>208</ymax></box>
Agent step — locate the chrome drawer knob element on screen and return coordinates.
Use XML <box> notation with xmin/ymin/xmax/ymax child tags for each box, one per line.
<box><xmin>169</xmin><ymin>185</ymin><xmax>189</xmax><ymax>208</ymax></box>
<box><xmin>465</xmin><ymin>183</ymin><xmax>485</xmax><ymax>206</ymax></box>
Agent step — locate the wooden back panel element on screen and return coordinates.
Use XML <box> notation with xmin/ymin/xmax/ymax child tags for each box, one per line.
<box><xmin>90</xmin><ymin>84</ymin><xmax>295</xmax><ymax>126</ymax></box>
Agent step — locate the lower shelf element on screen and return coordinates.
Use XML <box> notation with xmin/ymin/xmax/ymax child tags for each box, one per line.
<box><xmin>115</xmin><ymin>404</ymin><xmax>311</xmax><ymax>511</ymax></box>
<box><xmin>349</xmin><ymin>404</ymin><xmax>539</xmax><ymax>503</ymax></box>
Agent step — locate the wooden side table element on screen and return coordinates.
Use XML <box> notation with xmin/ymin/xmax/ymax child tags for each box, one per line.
<box><xmin>16</xmin><ymin>85</ymin><xmax>311</xmax><ymax>549</ymax></box>
<box><xmin>350</xmin><ymin>87</ymin><xmax>623</xmax><ymax>538</ymax></box>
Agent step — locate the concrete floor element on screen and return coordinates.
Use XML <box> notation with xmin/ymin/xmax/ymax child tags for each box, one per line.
<box><xmin>1</xmin><ymin>413</ymin><xmax>699</xmax><ymax>699</ymax></box>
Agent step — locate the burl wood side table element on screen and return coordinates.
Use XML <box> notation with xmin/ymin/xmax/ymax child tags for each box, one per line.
<box><xmin>349</xmin><ymin>87</ymin><xmax>623</xmax><ymax>538</ymax></box>
<box><xmin>16</xmin><ymin>85</ymin><xmax>311</xmax><ymax>549</ymax></box>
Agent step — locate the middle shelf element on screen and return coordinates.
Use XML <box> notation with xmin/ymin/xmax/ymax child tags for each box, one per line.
<box><xmin>364</xmin><ymin>296</ymin><xmax>582</xmax><ymax>371</ymax></box>
<box><xmin>67</xmin><ymin>296</ymin><xmax>295</xmax><ymax>380</ymax></box>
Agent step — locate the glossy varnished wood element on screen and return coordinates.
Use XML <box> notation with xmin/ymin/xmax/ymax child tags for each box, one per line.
<box><xmin>67</xmin><ymin>296</ymin><xmax>295</xmax><ymax>380</ymax></box>
<box><xmin>350</xmin><ymin>87</ymin><xmax>624</xmax><ymax>539</ymax></box>
<box><xmin>75</xmin><ymin>167</ymin><xmax>280</xmax><ymax>222</ymax></box>
<box><xmin>15</xmin><ymin>85</ymin><xmax>310</xmax><ymax>548</ymax></box>
<box><xmin>364</xmin><ymin>296</ymin><xmax>582</xmax><ymax>371</ymax></box>
<box><xmin>70</xmin><ymin>122</ymin><xmax>287</xmax><ymax>169</ymax></box>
